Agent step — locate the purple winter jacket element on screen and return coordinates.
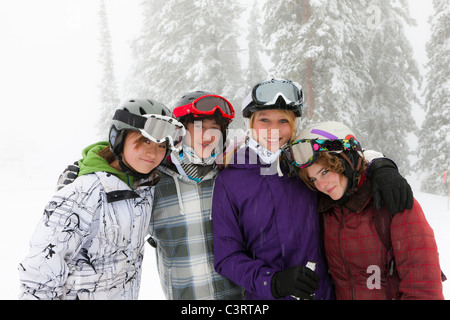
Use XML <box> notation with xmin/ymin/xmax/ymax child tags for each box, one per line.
<box><xmin>212</xmin><ymin>147</ymin><xmax>335</xmax><ymax>300</ymax></box>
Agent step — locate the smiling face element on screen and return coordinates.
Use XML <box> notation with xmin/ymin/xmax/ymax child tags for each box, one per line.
<box><xmin>185</xmin><ymin>118</ymin><xmax>222</xmax><ymax>159</ymax></box>
<box><xmin>120</xmin><ymin>131</ymin><xmax>167</xmax><ymax>174</ymax></box>
<box><xmin>305</xmin><ymin>162</ymin><xmax>349</xmax><ymax>200</ymax></box>
<box><xmin>250</xmin><ymin>109</ymin><xmax>294</xmax><ymax>152</ymax></box>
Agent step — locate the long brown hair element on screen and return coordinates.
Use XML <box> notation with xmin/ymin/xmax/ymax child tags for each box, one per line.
<box><xmin>98</xmin><ymin>130</ymin><xmax>151</xmax><ymax>164</ymax></box>
<box><xmin>298</xmin><ymin>152</ymin><xmax>367</xmax><ymax>191</ymax></box>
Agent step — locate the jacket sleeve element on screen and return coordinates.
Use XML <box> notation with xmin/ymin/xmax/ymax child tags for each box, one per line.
<box><xmin>18</xmin><ymin>182</ymin><xmax>100</xmax><ymax>300</ymax></box>
<box><xmin>212</xmin><ymin>175</ymin><xmax>279</xmax><ymax>299</ymax></box>
<box><xmin>391</xmin><ymin>199</ymin><xmax>444</xmax><ymax>300</ymax></box>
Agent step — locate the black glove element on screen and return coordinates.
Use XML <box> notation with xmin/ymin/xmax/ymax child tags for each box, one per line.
<box><xmin>271</xmin><ymin>265</ymin><xmax>320</xmax><ymax>300</ymax></box>
<box><xmin>56</xmin><ymin>161</ymin><xmax>80</xmax><ymax>191</ymax></box>
<box><xmin>368</xmin><ymin>158</ymin><xmax>414</xmax><ymax>215</ymax></box>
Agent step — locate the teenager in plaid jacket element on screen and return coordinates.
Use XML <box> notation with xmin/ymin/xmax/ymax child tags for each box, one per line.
<box><xmin>148</xmin><ymin>92</ymin><xmax>245</xmax><ymax>299</ymax></box>
<box><xmin>295</xmin><ymin>121</ymin><xmax>445</xmax><ymax>300</ymax></box>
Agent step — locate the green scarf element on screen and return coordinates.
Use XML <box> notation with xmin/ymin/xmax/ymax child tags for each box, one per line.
<box><xmin>78</xmin><ymin>141</ymin><xmax>135</xmax><ymax>187</ymax></box>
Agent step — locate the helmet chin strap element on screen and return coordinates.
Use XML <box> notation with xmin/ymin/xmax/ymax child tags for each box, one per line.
<box><xmin>117</xmin><ymin>155</ymin><xmax>152</xmax><ymax>180</ymax></box>
<box><xmin>338</xmin><ymin>151</ymin><xmax>363</xmax><ymax>200</ymax></box>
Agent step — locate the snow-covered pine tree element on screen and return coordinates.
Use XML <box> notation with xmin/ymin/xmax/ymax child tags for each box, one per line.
<box><xmin>126</xmin><ymin>0</ymin><xmax>244</xmax><ymax>111</ymax></box>
<box><xmin>238</xmin><ymin>0</ymin><xmax>268</xmax><ymax>131</ymax></box>
<box><xmin>245</xmin><ymin>0</ymin><xmax>268</xmax><ymax>87</ymax></box>
<box><xmin>125</xmin><ymin>0</ymin><xmax>165</xmax><ymax>100</ymax></box>
<box><xmin>261</xmin><ymin>0</ymin><xmax>371</xmax><ymax>133</ymax></box>
<box><xmin>418</xmin><ymin>0</ymin><xmax>450</xmax><ymax>196</ymax></box>
<box><xmin>97</xmin><ymin>0</ymin><xmax>120</xmax><ymax>139</ymax></box>
<box><xmin>261</xmin><ymin>0</ymin><xmax>310</xmax><ymax>113</ymax></box>
<box><xmin>360</xmin><ymin>0</ymin><xmax>421</xmax><ymax>175</ymax></box>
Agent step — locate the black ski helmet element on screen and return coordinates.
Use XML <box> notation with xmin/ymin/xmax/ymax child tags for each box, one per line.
<box><xmin>174</xmin><ymin>91</ymin><xmax>212</xmax><ymax>110</ymax></box>
<box><xmin>172</xmin><ymin>91</ymin><xmax>232</xmax><ymax>146</ymax></box>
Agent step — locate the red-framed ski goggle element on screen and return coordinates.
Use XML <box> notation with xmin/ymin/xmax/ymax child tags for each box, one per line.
<box><xmin>173</xmin><ymin>95</ymin><xmax>235</xmax><ymax>122</ymax></box>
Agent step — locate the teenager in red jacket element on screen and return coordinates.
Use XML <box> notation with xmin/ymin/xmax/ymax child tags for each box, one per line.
<box><xmin>287</xmin><ymin>121</ymin><xmax>445</xmax><ymax>300</ymax></box>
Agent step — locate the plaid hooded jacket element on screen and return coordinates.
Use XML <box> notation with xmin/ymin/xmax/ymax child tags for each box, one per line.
<box><xmin>318</xmin><ymin>177</ymin><xmax>444</xmax><ymax>300</ymax></box>
<box><xmin>148</xmin><ymin>157</ymin><xmax>244</xmax><ymax>300</ymax></box>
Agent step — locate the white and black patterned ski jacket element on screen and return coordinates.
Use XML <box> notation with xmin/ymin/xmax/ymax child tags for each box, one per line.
<box><xmin>18</xmin><ymin>171</ymin><xmax>155</xmax><ymax>300</ymax></box>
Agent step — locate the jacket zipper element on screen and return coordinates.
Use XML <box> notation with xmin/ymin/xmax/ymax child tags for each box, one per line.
<box><xmin>338</xmin><ymin>205</ymin><xmax>354</xmax><ymax>299</ymax></box>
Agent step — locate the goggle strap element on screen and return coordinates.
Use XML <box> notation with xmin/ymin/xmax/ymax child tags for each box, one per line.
<box><xmin>113</xmin><ymin>109</ymin><xmax>147</xmax><ymax>129</ymax></box>
<box><xmin>242</xmin><ymin>90</ymin><xmax>254</xmax><ymax>110</ymax></box>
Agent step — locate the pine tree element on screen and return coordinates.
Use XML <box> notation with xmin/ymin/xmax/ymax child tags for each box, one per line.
<box><xmin>245</xmin><ymin>0</ymin><xmax>267</xmax><ymax>86</ymax></box>
<box><xmin>360</xmin><ymin>0</ymin><xmax>421</xmax><ymax>175</ymax></box>
<box><xmin>418</xmin><ymin>0</ymin><xmax>450</xmax><ymax>196</ymax></box>
<box><xmin>125</xmin><ymin>0</ymin><xmax>166</xmax><ymax>100</ymax></box>
<box><xmin>261</xmin><ymin>0</ymin><xmax>372</xmax><ymax>131</ymax></box>
<box><xmin>237</xmin><ymin>0</ymin><xmax>268</xmax><ymax>131</ymax></box>
<box><xmin>126</xmin><ymin>0</ymin><xmax>245</xmax><ymax>111</ymax></box>
<box><xmin>97</xmin><ymin>0</ymin><xmax>120</xmax><ymax>139</ymax></box>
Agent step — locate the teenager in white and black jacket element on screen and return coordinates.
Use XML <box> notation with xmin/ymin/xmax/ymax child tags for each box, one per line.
<box><xmin>18</xmin><ymin>99</ymin><xmax>185</xmax><ymax>300</ymax></box>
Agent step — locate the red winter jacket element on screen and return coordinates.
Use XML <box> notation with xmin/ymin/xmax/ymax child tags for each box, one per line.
<box><xmin>318</xmin><ymin>178</ymin><xmax>444</xmax><ymax>300</ymax></box>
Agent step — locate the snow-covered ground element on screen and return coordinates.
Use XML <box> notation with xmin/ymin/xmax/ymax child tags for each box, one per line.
<box><xmin>1</xmin><ymin>163</ymin><xmax>448</xmax><ymax>300</ymax></box>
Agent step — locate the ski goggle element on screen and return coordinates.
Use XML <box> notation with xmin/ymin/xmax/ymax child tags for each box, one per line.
<box><xmin>139</xmin><ymin>114</ymin><xmax>186</xmax><ymax>151</ymax></box>
<box><xmin>173</xmin><ymin>95</ymin><xmax>235</xmax><ymax>121</ymax></box>
<box><xmin>284</xmin><ymin>138</ymin><xmax>362</xmax><ymax>168</ymax></box>
<box><xmin>242</xmin><ymin>79</ymin><xmax>303</xmax><ymax>114</ymax></box>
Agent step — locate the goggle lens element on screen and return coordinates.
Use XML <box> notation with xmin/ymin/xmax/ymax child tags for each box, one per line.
<box><xmin>255</xmin><ymin>81</ymin><xmax>301</xmax><ymax>104</ymax></box>
<box><xmin>141</xmin><ymin>115</ymin><xmax>186</xmax><ymax>150</ymax></box>
<box><xmin>194</xmin><ymin>96</ymin><xmax>233</xmax><ymax>116</ymax></box>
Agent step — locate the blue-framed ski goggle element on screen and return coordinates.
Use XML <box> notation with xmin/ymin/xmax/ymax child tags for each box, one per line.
<box><xmin>284</xmin><ymin>138</ymin><xmax>362</xmax><ymax>168</ymax></box>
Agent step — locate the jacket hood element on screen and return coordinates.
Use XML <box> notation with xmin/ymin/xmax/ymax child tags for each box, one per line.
<box><xmin>157</xmin><ymin>154</ymin><xmax>218</xmax><ymax>216</ymax></box>
<box><xmin>78</xmin><ymin>141</ymin><xmax>135</xmax><ymax>187</ymax></box>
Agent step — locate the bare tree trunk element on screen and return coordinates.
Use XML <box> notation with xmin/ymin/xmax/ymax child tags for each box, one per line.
<box><xmin>303</xmin><ymin>0</ymin><xmax>315</xmax><ymax>121</ymax></box>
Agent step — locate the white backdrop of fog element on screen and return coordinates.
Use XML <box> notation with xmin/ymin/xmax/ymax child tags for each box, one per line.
<box><xmin>0</xmin><ymin>0</ymin><xmax>443</xmax><ymax>300</ymax></box>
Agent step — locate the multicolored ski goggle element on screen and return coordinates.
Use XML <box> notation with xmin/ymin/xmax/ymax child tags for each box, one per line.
<box><xmin>173</xmin><ymin>95</ymin><xmax>235</xmax><ymax>122</ymax></box>
<box><xmin>284</xmin><ymin>137</ymin><xmax>362</xmax><ymax>168</ymax></box>
<box><xmin>140</xmin><ymin>114</ymin><xmax>186</xmax><ymax>151</ymax></box>
<box><xmin>242</xmin><ymin>79</ymin><xmax>303</xmax><ymax>117</ymax></box>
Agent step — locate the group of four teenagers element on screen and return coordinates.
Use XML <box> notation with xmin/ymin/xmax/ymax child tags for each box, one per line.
<box><xmin>19</xmin><ymin>78</ymin><xmax>444</xmax><ymax>300</ymax></box>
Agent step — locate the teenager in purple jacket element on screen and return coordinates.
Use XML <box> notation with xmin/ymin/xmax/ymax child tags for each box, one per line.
<box><xmin>212</xmin><ymin>78</ymin><xmax>414</xmax><ymax>300</ymax></box>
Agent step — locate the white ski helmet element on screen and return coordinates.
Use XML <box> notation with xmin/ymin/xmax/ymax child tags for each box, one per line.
<box><xmin>289</xmin><ymin>121</ymin><xmax>363</xmax><ymax>169</ymax></box>
<box><xmin>285</xmin><ymin>121</ymin><xmax>364</xmax><ymax>196</ymax></box>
